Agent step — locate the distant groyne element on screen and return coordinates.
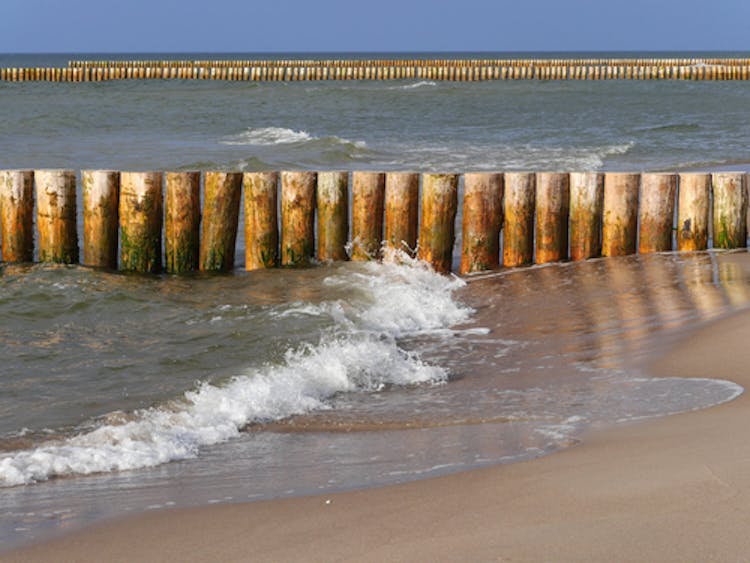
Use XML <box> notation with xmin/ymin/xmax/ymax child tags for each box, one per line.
<box><xmin>0</xmin><ymin>169</ymin><xmax>746</xmax><ymax>275</ymax></box>
<box><xmin>2</xmin><ymin>58</ymin><xmax>750</xmax><ymax>81</ymax></box>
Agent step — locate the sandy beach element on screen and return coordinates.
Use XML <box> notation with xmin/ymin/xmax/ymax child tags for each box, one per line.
<box><xmin>4</xmin><ymin>255</ymin><xmax>750</xmax><ymax>562</ymax></box>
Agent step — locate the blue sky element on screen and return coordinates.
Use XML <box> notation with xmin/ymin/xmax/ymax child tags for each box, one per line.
<box><xmin>2</xmin><ymin>0</ymin><xmax>749</xmax><ymax>53</ymax></box>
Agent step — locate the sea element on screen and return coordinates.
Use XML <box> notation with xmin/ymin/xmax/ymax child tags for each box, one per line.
<box><xmin>1</xmin><ymin>51</ymin><xmax>750</xmax><ymax>551</ymax></box>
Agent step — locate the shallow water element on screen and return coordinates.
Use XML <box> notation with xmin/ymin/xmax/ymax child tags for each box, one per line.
<box><xmin>2</xmin><ymin>252</ymin><xmax>748</xmax><ymax>550</ymax></box>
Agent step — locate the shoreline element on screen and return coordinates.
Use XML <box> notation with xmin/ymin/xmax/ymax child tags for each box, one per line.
<box><xmin>6</xmin><ymin>269</ymin><xmax>750</xmax><ymax>561</ymax></box>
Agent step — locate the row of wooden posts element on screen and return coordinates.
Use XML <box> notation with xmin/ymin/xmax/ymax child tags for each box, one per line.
<box><xmin>0</xmin><ymin>170</ymin><xmax>746</xmax><ymax>275</ymax></box>
<box><xmin>3</xmin><ymin>64</ymin><xmax>750</xmax><ymax>82</ymax></box>
<box><xmin>68</xmin><ymin>58</ymin><xmax>750</xmax><ymax>68</ymax></box>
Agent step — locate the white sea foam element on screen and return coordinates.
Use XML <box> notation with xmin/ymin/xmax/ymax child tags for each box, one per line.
<box><xmin>388</xmin><ymin>81</ymin><xmax>438</xmax><ymax>90</ymax></box>
<box><xmin>220</xmin><ymin>126</ymin><xmax>313</xmax><ymax>145</ymax></box>
<box><xmin>0</xmin><ymin>256</ymin><xmax>470</xmax><ymax>487</ymax></box>
<box><xmin>219</xmin><ymin>126</ymin><xmax>367</xmax><ymax>149</ymax></box>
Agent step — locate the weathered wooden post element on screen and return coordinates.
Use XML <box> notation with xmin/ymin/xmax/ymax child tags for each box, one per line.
<box><xmin>351</xmin><ymin>171</ymin><xmax>385</xmax><ymax>260</ymax></box>
<box><xmin>712</xmin><ymin>172</ymin><xmax>747</xmax><ymax>248</ymax></box>
<box><xmin>418</xmin><ymin>173</ymin><xmax>458</xmax><ymax>273</ymax></box>
<box><xmin>244</xmin><ymin>172</ymin><xmax>279</xmax><ymax>270</ymax></box>
<box><xmin>316</xmin><ymin>171</ymin><xmax>349</xmax><ymax>262</ymax></box>
<box><xmin>82</xmin><ymin>170</ymin><xmax>119</xmax><ymax>268</ymax></box>
<box><xmin>384</xmin><ymin>172</ymin><xmax>419</xmax><ymax>255</ymax></box>
<box><xmin>639</xmin><ymin>173</ymin><xmax>677</xmax><ymax>253</ymax></box>
<box><xmin>164</xmin><ymin>171</ymin><xmax>201</xmax><ymax>273</ymax></box>
<box><xmin>199</xmin><ymin>171</ymin><xmax>242</xmax><ymax>272</ymax></box>
<box><xmin>35</xmin><ymin>170</ymin><xmax>78</xmax><ymax>263</ymax></box>
<box><xmin>676</xmin><ymin>172</ymin><xmax>710</xmax><ymax>251</ymax></box>
<box><xmin>535</xmin><ymin>172</ymin><xmax>570</xmax><ymax>263</ymax></box>
<box><xmin>460</xmin><ymin>172</ymin><xmax>503</xmax><ymax>274</ymax></box>
<box><xmin>0</xmin><ymin>170</ymin><xmax>34</xmax><ymax>262</ymax></box>
<box><xmin>281</xmin><ymin>171</ymin><xmax>316</xmax><ymax>266</ymax></box>
<box><xmin>602</xmin><ymin>173</ymin><xmax>639</xmax><ymax>256</ymax></box>
<box><xmin>502</xmin><ymin>172</ymin><xmax>535</xmax><ymax>267</ymax></box>
<box><xmin>119</xmin><ymin>171</ymin><xmax>163</xmax><ymax>273</ymax></box>
<box><xmin>569</xmin><ymin>172</ymin><xmax>603</xmax><ymax>260</ymax></box>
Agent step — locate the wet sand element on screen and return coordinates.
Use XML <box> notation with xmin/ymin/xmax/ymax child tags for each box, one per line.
<box><xmin>7</xmin><ymin>259</ymin><xmax>750</xmax><ymax>561</ymax></box>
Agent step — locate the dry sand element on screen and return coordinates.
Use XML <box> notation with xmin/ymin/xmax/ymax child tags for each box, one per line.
<box><xmin>7</xmin><ymin>292</ymin><xmax>750</xmax><ymax>561</ymax></box>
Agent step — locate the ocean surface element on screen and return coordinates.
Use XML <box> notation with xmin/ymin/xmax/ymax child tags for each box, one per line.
<box><xmin>2</xmin><ymin>51</ymin><xmax>750</xmax><ymax>551</ymax></box>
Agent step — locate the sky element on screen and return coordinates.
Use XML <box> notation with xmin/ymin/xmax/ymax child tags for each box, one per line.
<box><xmin>1</xmin><ymin>0</ymin><xmax>749</xmax><ymax>53</ymax></box>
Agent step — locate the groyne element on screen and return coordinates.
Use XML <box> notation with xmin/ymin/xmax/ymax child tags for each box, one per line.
<box><xmin>2</xmin><ymin>58</ymin><xmax>750</xmax><ymax>81</ymax></box>
<box><xmin>0</xmin><ymin>170</ymin><xmax>746</xmax><ymax>275</ymax></box>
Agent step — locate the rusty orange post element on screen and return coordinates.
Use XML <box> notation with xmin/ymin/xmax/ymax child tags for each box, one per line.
<box><xmin>316</xmin><ymin>171</ymin><xmax>349</xmax><ymax>262</ymax></box>
<box><xmin>460</xmin><ymin>172</ymin><xmax>503</xmax><ymax>274</ymax></box>
<box><xmin>384</xmin><ymin>172</ymin><xmax>419</xmax><ymax>255</ymax></box>
<box><xmin>280</xmin><ymin>171</ymin><xmax>316</xmax><ymax>266</ymax></box>
<box><xmin>244</xmin><ymin>172</ymin><xmax>279</xmax><ymax>270</ymax></box>
<box><xmin>502</xmin><ymin>172</ymin><xmax>535</xmax><ymax>267</ymax></box>
<box><xmin>82</xmin><ymin>170</ymin><xmax>120</xmax><ymax>268</ymax></box>
<box><xmin>602</xmin><ymin>173</ymin><xmax>639</xmax><ymax>256</ymax></box>
<box><xmin>119</xmin><ymin>171</ymin><xmax>163</xmax><ymax>273</ymax></box>
<box><xmin>0</xmin><ymin>170</ymin><xmax>34</xmax><ymax>262</ymax></box>
<box><xmin>569</xmin><ymin>172</ymin><xmax>603</xmax><ymax>260</ymax></box>
<box><xmin>638</xmin><ymin>173</ymin><xmax>677</xmax><ymax>253</ymax></box>
<box><xmin>199</xmin><ymin>171</ymin><xmax>242</xmax><ymax>272</ymax></box>
<box><xmin>35</xmin><ymin>170</ymin><xmax>78</xmax><ymax>264</ymax></box>
<box><xmin>418</xmin><ymin>173</ymin><xmax>459</xmax><ymax>273</ymax></box>
<box><xmin>351</xmin><ymin>171</ymin><xmax>385</xmax><ymax>260</ymax></box>
<box><xmin>535</xmin><ymin>172</ymin><xmax>570</xmax><ymax>264</ymax></box>
<box><xmin>676</xmin><ymin>173</ymin><xmax>710</xmax><ymax>251</ymax></box>
<box><xmin>164</xmin><ymin>171</ymin><xmax>201</xmax><ymax>273</ymax></box>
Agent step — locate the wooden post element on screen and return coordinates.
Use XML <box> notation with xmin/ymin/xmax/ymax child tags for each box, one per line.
<box><xmin>384</xmin><ymin>172</ymin><xmax>419</xmax><ymax>255</ymax></box>
<box><xmin>119</xmin><ymin>171</ymin><xmax>163</xmax><ymax>273</ymax></box>
<box><xmin>602</xmin><ymin>173</ymin><xmax>639</xmax><ymax>256</ymax></box>
<box><xmin>460</xmin><ymin>172</ymin><xmax>503</xmax><ymax>274</ymax></box>
<box><xmin>569</xmin><ymin>172</ymin><xmax>603</xmax><ymax>260</ymax></box>
<box><xmin>281</xmin><ymin>171</ymin><xmax>316</xmax><ymax>266</ymax></box>
<box><xmin>535</xmin><ymin>172</ymin><xmax>570</xmax><ymax>263</ymax></box>
<box><xmin>0</xmin><ymin>170</ymin><xmax>34</xmax><ymax>262</ymax></box>
<box><xmin>418</xmin><ymin>173</ymin><xmax>458</xmax><ymax>273</ymax></box>
<box><xmin>638</xmin><ymin>173</ymin><xmax>677</xmax><ymax>253</ymax></box>
<box><xmin>316</xmin><ymin>171</ymin><xmax>349</xmax><ymax>262</ymax></box>
<box><xmin>712</xmin><ymin>172</ymin><xmax>747</xmax><ymax>249</ymax></box>
<box><xmin>351</xmin><ymin>171</ymin><xmax>386</xmax><ymax>260</ymax></box>
<box><xmin>199</xmin><ymin>171</ymin><xmax>242</xmax><ymax>272</ymax></box>
<box><xmin>502</xmin><ymin>172</ymin><xmax>536</xmax><ymax>267</ymax></box>
<box><xmin>244</xmin><ymin>172</ymin><xmax>279</xmax><ymax>270</ymax></box>
<box><xmin>164</xmin><ymin>171</ymin><xmax>201</xmax><ymax>273</ymax></box>
<box><xmin>82</xmin><ymin>170</ymin><xmax>119</xmax><ymax>268</ymax></box>
<box><xmin>676</xmin><ymin>173</ymin><xmax>710</xmax><ymax>251</ymax></box>
<box><xmin>35</xmin><ymin>170</ymin><xmax>78</xmax><ymax>264</ymax></box>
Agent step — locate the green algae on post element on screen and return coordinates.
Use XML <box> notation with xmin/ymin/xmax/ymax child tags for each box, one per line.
<box><xmin>244</xmin><ymin>172</ymin><xmax>279</xmax><ymax>270</ymax></box>
<box><xmin>119</xmin><ymin>172</ymin><xmax>163</xmax><ymax>273</ymax></box>
<box><xmin>165</xmin><ymin>171</ymin><xmax>201</xmax><ymax>274</ymax></box>
<box><xmin>677</xmin><ymin>173</ymin><xmax>710</xmax><ymax>252</ymax></box>
<box><xmin>316</xmin><ymin>171</ymin><xmax>349</xmax><ymax>262</ymax></box>
<box><xmin>280</xmin><ymin>171</ymin><xmax>316</xmax><ymax>267</ymax></box>
<box><xmin>199</xmin><ymin>172</ymin><xmax>242</xmax><ymax>272</ymax></box>
<box><xmin>460</xmin><ymin>172</ymin><xmax>503</xmax><ymax>274</ymax></box>
<box><xmin>712</xmin><ymin>172</ymin><xmax>748</xmax><ymax>249</ymax></box>
<box><xmin>569</xmin><ymin>172</ymin><xmax>604</xmax><ymax>261</ymax></box>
